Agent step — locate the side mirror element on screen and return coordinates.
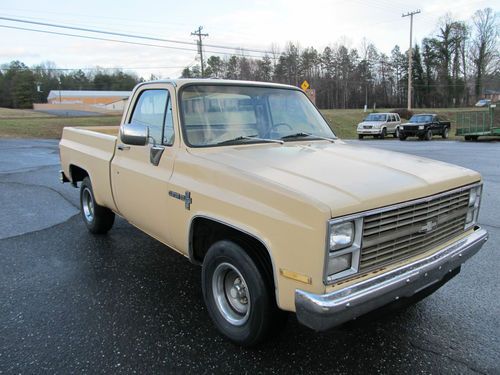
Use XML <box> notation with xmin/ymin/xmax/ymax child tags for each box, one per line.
<box><xmin>121</xmin><ymin>123</ymin><xmax>149</xmax><ymax>146</ymax></box>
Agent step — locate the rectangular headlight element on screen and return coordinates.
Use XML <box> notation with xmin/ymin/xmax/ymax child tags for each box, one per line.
<box><xmin>325</xmin><ymin>218</ymin><xmax>362</xmax><ymax>284</ymax></box>
<box><xmin>327</xmin><ymin>253</ymin><xmax>352</xmax><ymax>275</ymax></box>
<box><xmin>329</xmin><ymin>221</ymin><xmax>354</xmax><ymax>251</ymax></box>
<box><xmin>465</xmin><ymin>185</ymin><xmax>482</xmax><ymax>230</ymax></box>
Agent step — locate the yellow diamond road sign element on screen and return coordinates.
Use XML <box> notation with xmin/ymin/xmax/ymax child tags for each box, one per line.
<box><xmin>301</xmin><ymin>80</ymin><xmax>310</xmax><ymax>91</ymax></box>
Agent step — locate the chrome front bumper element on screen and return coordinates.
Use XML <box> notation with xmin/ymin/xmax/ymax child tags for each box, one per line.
<box><xmin>357</xmin><ymin>129</ymin><xmax>382</xmax><ymax>135</ymax></box>
<box><xmin>295</xmin><ymin>227</ymin><xmax>488</xmax><ymax>331</ymax></box>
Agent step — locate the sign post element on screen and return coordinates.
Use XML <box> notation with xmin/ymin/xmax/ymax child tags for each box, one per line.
<box><xmin>300</xmin><ymin>80</ymin><xmax>316</xmax><ymax>105</ymax></box>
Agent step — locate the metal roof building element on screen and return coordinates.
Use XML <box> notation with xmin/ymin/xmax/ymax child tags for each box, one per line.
<box><xmin>47</xmin><ymin>90</ymin><xmax>132</xmax><ymax>105</ymax></box>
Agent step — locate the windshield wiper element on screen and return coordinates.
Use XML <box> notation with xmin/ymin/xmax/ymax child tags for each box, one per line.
<box><xmin>217</xmin><ymin>135</ymin><xmax>284</xmax><ymax>146</ymax></box>
<box><xmin>281</xmin><ymin>132</ymin><xmax>335</xmax><ymax>142</ymax></box>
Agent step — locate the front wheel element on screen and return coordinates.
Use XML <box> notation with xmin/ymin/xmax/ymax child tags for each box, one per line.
<box><xmin>425</xmin><ymin>129</ymin><xmax>433</xmax><ymax>141</ymax></box>
<box><xmin>202</xmin><ymin>240</ymin><xmax>284</xmax><ymax>346</ymax></box>
<box><xmin>358</xmin><ymin>134</ymin><xmax>364</xmax><ymax>140</ymax></box>
<box><xmin>379</xmin><ymin>128</ymin><xmax>387</xmax><ymax>139</ymax></box>
<box><xmin>80</xmin><ymin>177</ymin><xmax>115</xmax><ymax>234</ymax></box>
<box><xmin>399</xmin><ymin>133</ymin><xmax>407</xmax><ymax>141</ymax></box>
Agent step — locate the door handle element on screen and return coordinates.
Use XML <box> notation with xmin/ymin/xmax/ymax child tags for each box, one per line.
<box><xmin>117</xmin><ymin>144</ymin><xmax>131</xmax><ymax>151</ymax></box>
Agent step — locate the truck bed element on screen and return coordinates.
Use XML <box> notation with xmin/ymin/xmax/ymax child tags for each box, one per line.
<box><xmin>59</xmin><ymin>126</ymin><xmax>119</xmax><ymax>211</ymax></box>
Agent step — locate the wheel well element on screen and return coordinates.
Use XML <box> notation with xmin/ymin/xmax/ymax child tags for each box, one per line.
<box><xmin>70</xmin><ymin>165</ymin><xmax>88</xmax><ymax>184</ymax></box>
<box><xmin>190</xmin><ymin>217</ymin><xmax>275</xmax><ymax>290</ymax></box>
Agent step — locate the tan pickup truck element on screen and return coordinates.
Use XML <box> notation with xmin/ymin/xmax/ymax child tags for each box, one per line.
<box><xmin>59</xmin><ymin>79</ymin><xmax>488</xmax><ymax>346</ymax></box>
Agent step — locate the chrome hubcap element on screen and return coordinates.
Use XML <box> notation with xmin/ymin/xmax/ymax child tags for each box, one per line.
<box><xmin>82</xmin><ymin>187</ymin><xmax>95</xmax><ymax>222</ymax></box>
<box><xmin>212</xmin><ymin>263</ymin><xmax>250</xmax><ymax>325</ymax></box>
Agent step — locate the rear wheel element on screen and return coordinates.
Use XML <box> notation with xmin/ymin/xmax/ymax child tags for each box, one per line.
<box><xmin>442</xmin><ymin>127</ymin><xmax>449</xmax><ymax>139</ymax></box>
<box><xmin>394</xmin><ymin>128</ymin><xmax>400</xmax><ymax>138</ymax></box>
<box><xmin>80</xmin><ymin>177</ymin><xmax>115</xmax><ymax>234</ymax></box>
<box><xmin>202</xmin><ymin>240</ymin><xmax>285</xmax><ymax>347</ymax></box>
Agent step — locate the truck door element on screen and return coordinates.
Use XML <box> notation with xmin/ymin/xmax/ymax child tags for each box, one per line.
<box><xmin>434</xmin><ymin>116</ymin><xmax>443</xmax><ymax>133</ymax></box>
<box><xmin>111</xmin><ymin>84</ymin><xmax>177</xmax><ymax>243</ymax></box>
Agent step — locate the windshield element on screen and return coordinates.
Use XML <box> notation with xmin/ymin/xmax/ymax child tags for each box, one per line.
<box><xmin>364</xmin><ymin>114</ymin><xmax>387</xmax><ymax>121</ymax></box>
<box><xmin>180</xmin><ymin>85</ymin><xmax>335</xmax><ymax>146</ymax></box>
<box><xmin>409</xmin><ymin>115</ymin><xmax>433</xmax><ymax>123</ymax></box>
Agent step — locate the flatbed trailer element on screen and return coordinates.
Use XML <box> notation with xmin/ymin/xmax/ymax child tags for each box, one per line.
<box><xmin>456</xmin><ymin>109</ymin><xmax>499</xmax><ymax>141</ymax></box>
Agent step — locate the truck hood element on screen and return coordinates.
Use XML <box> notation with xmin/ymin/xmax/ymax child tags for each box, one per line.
<box><xmin>190</xmin><ymin>142</ymin><xmax>480</xmax><ymax>218</ymax></box>
<box><xmin>402</xmin><ymin>122</ymin><xmax>428</xmax><ymax>126</ymax></box>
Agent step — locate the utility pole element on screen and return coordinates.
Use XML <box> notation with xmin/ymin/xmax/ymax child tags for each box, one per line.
<box><xmin>402</xmin><ymin>9</ymin><xmax>420</xmax><ymax>110</ymax></box>
<box><xmin>191</xmin><ymin>26</ymin><xmax>208</xmax><ymax>77</ymax></box>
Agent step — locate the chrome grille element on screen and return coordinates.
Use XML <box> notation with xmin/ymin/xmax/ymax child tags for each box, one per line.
<box><xmin>360</xmin><ymin>189</ymin><xmax>469</xmax><ymax>271</ymax></box>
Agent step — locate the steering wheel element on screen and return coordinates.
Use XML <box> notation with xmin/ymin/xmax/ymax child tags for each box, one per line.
<box><xmin>271</xmin><ymin>122</ymin><xmax>293</xmax><ymax>131</ymax></box>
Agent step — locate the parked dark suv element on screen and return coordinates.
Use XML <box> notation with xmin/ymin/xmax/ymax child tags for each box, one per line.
<box><xmin>399</xmin><ymin>114</ymin><xmax>451</xmax><ymax>141</ymax></box>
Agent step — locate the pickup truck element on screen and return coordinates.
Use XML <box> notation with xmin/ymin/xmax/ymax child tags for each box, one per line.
<box><xmin>59</xmin><ymin>79</ymin><xmax>488</xmax><ymax>346</ymax></box>
<box><xmin>399</xmin><ymin>114</ymin><xmax>451</xmax><ymax>141</ymax></box>
<box><xmin>357</xmin><ymin>112</ymin><xmax>401</xmax><ymax>139</ymax></box>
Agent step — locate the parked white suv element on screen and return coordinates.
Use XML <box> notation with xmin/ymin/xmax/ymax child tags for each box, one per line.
<box><xmin>357</xmin><ymin>113</ymin><xmax>401</xmax><ymax>139</ymax></box>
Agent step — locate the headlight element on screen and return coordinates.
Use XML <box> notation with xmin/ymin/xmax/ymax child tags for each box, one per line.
<box><xmin>418</xmin><ymin>125</ymin><xmax>424</xmax><ymax>130</ymax></box>
<box><xmin>465</xmin><ymin>185</ymin><xmax>482</xmax><ymax>230</ymax></box>
<box><xmin>325</xmin><ymin>218</ymin><xmax>362</xmax><ymax>284</ymax></box>
<box><xmin>326</xmin><ymin>253</ymin><xmax>352</xmax><ymax>275</ymax></box>
<box><xmin>329</xmin><ymin>221</ymin><xmax>354</xmax><ymax>251</ymax></box>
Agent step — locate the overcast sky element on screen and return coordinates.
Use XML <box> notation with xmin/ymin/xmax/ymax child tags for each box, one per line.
<box><xmin>0</xmin><ymin>0</ymin><xmax>496</xmax><ymax>78</ymax></box>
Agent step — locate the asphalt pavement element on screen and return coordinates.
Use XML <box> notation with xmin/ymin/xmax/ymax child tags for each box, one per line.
<box><xmin>0</xmin><ymin>138</ymin><xmax>498</xmax><ymax>374</ymax></box>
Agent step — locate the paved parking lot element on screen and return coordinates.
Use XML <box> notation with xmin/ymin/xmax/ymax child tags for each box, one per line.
<box><xmin>0</xmin><ymin>138</ymin><xmax>498</xmax><ymax>374</ymax></box>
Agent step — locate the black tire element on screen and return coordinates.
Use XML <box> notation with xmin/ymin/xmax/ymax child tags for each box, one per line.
<box><xmin>358</xmin><ymin>134</ymin><xmax>364</xmax><ymax>140</ymax></box>
<box><xmin>202</xmin><ymin>240</ymin><xmax>284</xmax><ymax>347</ymax></box>
<box><xmin>424</xmin><ymin>129</ymin><xmax>432</xmax><ymax>141</ymax></box>
<box><xmin>374</xmin><ymin>134</ymin><xmax>380</xmax><ymax>139</ymax></box>
<box><xmin>80</xmin><ymin>176</ymin><xmax>115</xmax><ymax>234</ymax></box>
<box><xmin>379</xmin><ymin>128</ymin><xmax>386</xmax><ymax>139</ymax></box>
<box><xmin>442</xmin><ymin>127</ymin><xmax>449</xmax><ymax>139</ymax></box>
<box><xmin>399</xmin><ymin>133</ymin><xmax>407</xmax><ymax>141</ymax></box>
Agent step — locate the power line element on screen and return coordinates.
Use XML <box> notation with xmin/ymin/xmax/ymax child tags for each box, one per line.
<box><xmin>0</xmin><ymin>15</ymin><xmax>272</xmax><ymax>55</ymax></box>
<box><xmin>0</xmin><ymin>66</ymin><xmax>187</xmax><ymax>71</ymax></box>
<box><xmin>0</xmin><ymin>24</ymin><xmax>268</xmax><ymax>59</ymax></box>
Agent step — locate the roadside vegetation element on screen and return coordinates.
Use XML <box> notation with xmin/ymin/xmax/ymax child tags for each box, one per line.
<box><xmin>0</xmin><ymin>110</ymin><xmax>121</xmax><ymax>138</ymax></box>
<box><xmin>0</xmin><ymin>107</ymin><xmax>489</xmax><ymax>140</ymax></box>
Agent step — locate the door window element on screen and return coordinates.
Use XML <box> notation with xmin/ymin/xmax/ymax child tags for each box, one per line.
<box><xmin>163</xmin><ymin>98</ymin><xmax>175</xmax><ymax>145</ymax></box>
<box><xmin>130</xmin><ymin>89</ymin><xmax>174</xmax><ymax>145</ymax></box>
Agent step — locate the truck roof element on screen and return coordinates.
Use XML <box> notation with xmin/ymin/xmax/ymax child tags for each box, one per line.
<box><xmin>135</xmin><ymin>78</ymin><xmax>300</xmax><ymax>91</ymax></box>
